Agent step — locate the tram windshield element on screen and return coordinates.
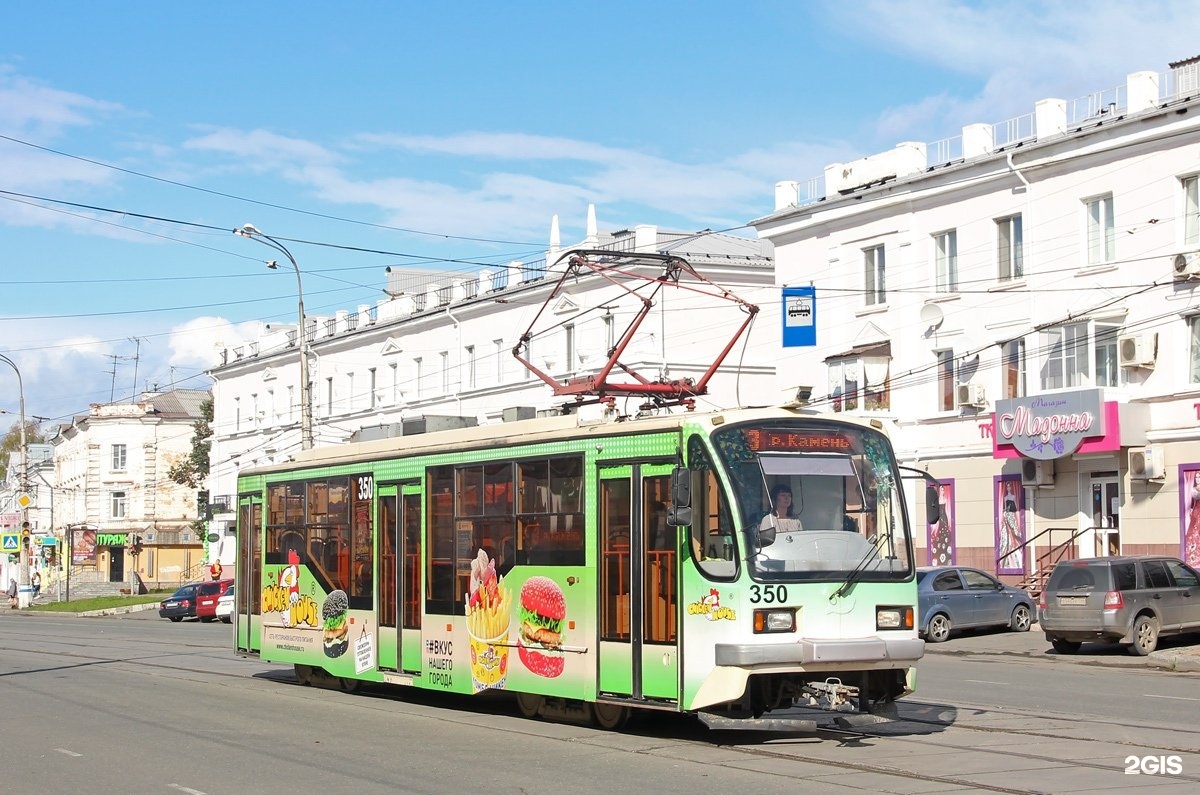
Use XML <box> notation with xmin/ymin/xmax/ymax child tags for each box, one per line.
<box><xmin>711</xmin><ymin>422</ymin><xmax>913</xmax><ymax>582</ymax></box>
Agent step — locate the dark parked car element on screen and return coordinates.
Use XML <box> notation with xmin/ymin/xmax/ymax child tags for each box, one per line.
<box><xmin>159</xmin><ymin>583</ymin><xmax>204</xmax><ymax>622</ymax></box>
<box><xmin>917</xmin><ymin>566</ymin><xmax>1034</xmax><ymax>643</ymax></box>
<box><xmin>195</xmin><ymin>579</ymin><xmax>234</xmax><ymax>623</ymax></box>
<box><xmin>1038</xmin><ymin>555</ymin><xmax>1200</xmax><ymax>656</ymax></box>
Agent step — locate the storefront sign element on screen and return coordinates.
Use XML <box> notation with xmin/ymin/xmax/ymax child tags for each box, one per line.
<box><xmin>993</xmin><ymin>389</ymin><xmax>1106</xmax><ymax>460</ymax></box>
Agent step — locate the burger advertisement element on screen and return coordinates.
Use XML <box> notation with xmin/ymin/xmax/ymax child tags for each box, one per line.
<box><xmin>516</xmin><ymin>576</ymin><xmax>567</xmax><ymax>678</ymax></box>
<box><xmin>321</xmin><ymin>590</ymin><xmax>350</xmax><ymax>658</ymax></box>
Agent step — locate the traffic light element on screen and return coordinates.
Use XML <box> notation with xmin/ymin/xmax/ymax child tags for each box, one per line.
<box><xmin>130</xmin><ymin>534</ymin><xmax>143</xmax><ymax>556</ymax></box>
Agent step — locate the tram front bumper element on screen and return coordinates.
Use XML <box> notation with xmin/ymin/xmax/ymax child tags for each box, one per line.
<box><xmin>714</xmin><ymin>636</ymin><xmax>924</xmax><ymax>667</ymax></box>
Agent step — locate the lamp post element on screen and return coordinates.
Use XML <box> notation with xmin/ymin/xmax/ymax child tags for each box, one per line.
<box><xmin>0</xmin><ymin>352</ymin><xmax>29</xmax><ymax>607</ymax></box>
<box><xmin>234</xmin><ymin>225</ymin><xmax>314</xmax><ymax>450</ymax></box>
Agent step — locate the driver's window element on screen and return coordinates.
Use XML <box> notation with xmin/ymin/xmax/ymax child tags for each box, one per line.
<box><xmin>687</xmin><ymin>438</ymin><xmax>736</xmax><ymax>580</ymax></box>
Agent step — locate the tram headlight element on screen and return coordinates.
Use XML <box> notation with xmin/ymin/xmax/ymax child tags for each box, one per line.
<box><xmin>876</xmin><ymin>606</ymin><xmax>914</xmax><ymax>630</ymax></box>
<box><xmin>753</xmin><ymin>608</ymin><xmax>796</xmax><ymax>633</ymax></box>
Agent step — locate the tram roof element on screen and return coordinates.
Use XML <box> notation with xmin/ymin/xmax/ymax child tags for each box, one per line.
<box><xmin>240</xmin><ymin>404</ymin><xmax>884</xmax><ymax>477</ymax></box>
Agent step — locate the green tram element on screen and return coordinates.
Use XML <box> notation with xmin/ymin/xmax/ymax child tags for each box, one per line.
<box><xmin>231</xmin><ymin>405</ymin><xmax>932</xmax><ymax>729</ymax></box>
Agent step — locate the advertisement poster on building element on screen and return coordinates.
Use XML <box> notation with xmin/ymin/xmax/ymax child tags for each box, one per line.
<box><xmin>994</xmin><ymin>475</ymin><xmax>1026</xmax><ymax>574</ymax></box>
<box><xmin>72</xmin><ymin>527</ymin><xmax>97</xmax><ymax>565</ymax></box>
<box><xmin>1178</xmin><ymin>462</ymin><xmax>1200</xmax><ymax>568</ymax></box>
<box><xmin>926</xmin><ymin>479</ymin><xmax>956</xmax><ymax>566</ymax></box>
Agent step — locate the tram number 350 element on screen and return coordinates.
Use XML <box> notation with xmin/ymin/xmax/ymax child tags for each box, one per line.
<box><xmin>749</xmin><ymin>584</ymin><xmax>789</xmax><ymax>604</ymax></box>
<box><xmin>357</xmin><ymin>476</ymin><xmax>374</xmax><ymax>501</ymax></box>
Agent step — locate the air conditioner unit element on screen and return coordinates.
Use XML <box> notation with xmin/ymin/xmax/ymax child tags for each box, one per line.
<box><xmin>1173</xmin><ymin>251</ymin><xmax>1200</xmax><ymax>280</ymax></box>
<box><xmin>1128</xmin><ymin>446</ymin><xmax>1165</xmax><ymax>480</ymax></box>
<box><xmin>1021</xmin><ymin>458</ymin><xmax>1055</xmax><ymax>487</ymax></box>
<box><xmin>955</xmin><ymin>382</ymin><xmax>986</xmax><ymax>408</ymax></box>
<box><xmin>1117</xmin><ymin>333</ymin><xmax>1157</xmax><ymax>368</ymax></box>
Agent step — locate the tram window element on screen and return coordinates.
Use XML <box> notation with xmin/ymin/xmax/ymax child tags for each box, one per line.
<box><xmin>426</xmin><ymin>465</ymin><xmax>456</xmax><ymax>611</ymax></box>
<box><xmin>519</xmin><ymin>460</ymin><xmax>549</xmax><ymax>512</ymax></box>
<box><xmin>687</xmin><ymin>437</ymin><xmax>737</xmax><ymax>580</ymax></box>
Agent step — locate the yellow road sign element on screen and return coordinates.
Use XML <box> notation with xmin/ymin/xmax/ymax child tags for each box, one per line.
<box><xmin>16</xmin><ymin>493</ymin><xmax>34</xmax><ymax>509</ymax></box>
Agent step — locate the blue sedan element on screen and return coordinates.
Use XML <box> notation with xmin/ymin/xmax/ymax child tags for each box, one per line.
<box><xmin>917</xmin><ymin>566</ymin><xmax>1034</xmax><ymax>643</ymax></box>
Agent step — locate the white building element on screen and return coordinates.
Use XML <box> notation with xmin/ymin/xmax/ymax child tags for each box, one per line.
<box><xmin>755</xmin><ymin>58</ymin><xmax>1200</xmax><ymax>586</ymax></box>
<box><xmin>51</xmin><ymin>389</ymin><xmax>210</xmax><ymax>589</ymax></box>
<box><xmin>207</xmin><ymin>208</ymin><xmax>779</xmax><ymax>532</ymax></box>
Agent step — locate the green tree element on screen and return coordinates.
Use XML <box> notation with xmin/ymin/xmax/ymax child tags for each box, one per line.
<box><xmin>167</xmin><ymin>396</ymin><xmax>213</xmax><ymax>488</ymax></box>
<box><xmin>1</xmin><ymin>420</ymin><xmax>45</xmax><ymax>482</ymax></box>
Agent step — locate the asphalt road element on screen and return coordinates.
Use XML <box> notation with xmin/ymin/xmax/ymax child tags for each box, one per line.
<box><xmin>2</xmin><ymin>611</ymin><xmax>1198</xmax><ymax>794</ymax></box>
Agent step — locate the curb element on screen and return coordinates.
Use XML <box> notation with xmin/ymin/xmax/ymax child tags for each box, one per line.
<box><xmin>1147</xmin><ymin>649</ymin><xmax>1200</xmax><ymax>673</ymax></box>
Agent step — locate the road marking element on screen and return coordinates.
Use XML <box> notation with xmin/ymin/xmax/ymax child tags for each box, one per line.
<box><xmin>963</xmin><ymin>679</ymin><xmax>1008</xmax><ymax>685</ymax></box>
<box><xmin>1143</xmin><ymin>693</ymin><xmax>1200</xmax><ymax>702</ymax></box>
<box><xmin>53</xmin><ymin>748</ymin><xmax>83</xmax><ymax>757</ymax></box>
<box><xmin>168</xmin><ymin>785</ymin><xmax>206</xmax><ymax>795</ymax></box>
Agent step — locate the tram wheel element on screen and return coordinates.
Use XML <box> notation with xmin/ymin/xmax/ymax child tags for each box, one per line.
<box><xmin>338</xmin><ymin>677</ymin><xmax>361</xmax><ymax>693</ymax></box>
<box><xmin>515</xmin><ymin>693</ymin><xmax>544</xmax><ymax>719</ymax></box>
<box><xmin>294</xmin><ymin>664</ymin><xmax>313</xmax><ymax>686</ymax></box>
<box><xmin>590</xmin><ymin>702</ymin><xmax>630</xmax><ymax>731</ymax></box>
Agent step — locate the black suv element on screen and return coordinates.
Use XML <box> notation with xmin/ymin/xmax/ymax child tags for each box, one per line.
<box><xmin>1038</xmin><ymin>555</ymin><xmax>1200</xmax><ymax>655</ymax></box>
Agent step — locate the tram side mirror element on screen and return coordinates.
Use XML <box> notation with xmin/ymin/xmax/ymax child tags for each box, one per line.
<box><xmin>926</xmin><ymin>484</ymin><xmax>941</xmax><ymax>525</ymax></box>
<box><xmin>666</xmin><ymin>466</ymin><xmax>692</xmax><ymax>526</ymax></box>
<box><xmin>758</xmin><ymin>516</ymin><xmax>777</xmax><ymax>549</ymax></box>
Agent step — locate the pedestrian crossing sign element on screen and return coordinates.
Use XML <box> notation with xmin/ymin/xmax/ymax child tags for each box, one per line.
<box><xmin>1</xmin><ymin>533</ymin><xmax>18</xmax><ymax>552</ymax></box>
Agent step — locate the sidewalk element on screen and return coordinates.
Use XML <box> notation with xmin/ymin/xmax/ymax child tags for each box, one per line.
<box><xmin>922</xmin><ymin>621</ymin><xmax>1200</xmax><ymax>672</ymax></box>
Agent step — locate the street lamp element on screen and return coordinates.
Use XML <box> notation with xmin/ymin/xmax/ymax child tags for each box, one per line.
<box><xmin>234</xmin><ymin>225</ymin><xmax>314</xmax><ymax>450</ymax></box>
<box><xmin>0</xmin><ymin>351</ymin><xmax>29</xmax><ymax>607</ymax></box>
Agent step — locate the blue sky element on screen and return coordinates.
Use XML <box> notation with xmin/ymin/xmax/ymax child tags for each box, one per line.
<box><xmin>1</xmin><ymin>1</ymin><xmax>1197</xmax><ymax>426</ymax></box>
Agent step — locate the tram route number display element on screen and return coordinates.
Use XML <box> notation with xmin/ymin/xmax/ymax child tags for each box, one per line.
<box><xmin>749</xmin><ymin>584</ymin><xmax>788</xmax><ymax>603</ymax></box>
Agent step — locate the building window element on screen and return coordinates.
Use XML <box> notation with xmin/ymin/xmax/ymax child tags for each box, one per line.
<box><xmin>1184</xmin><ymin>175</ymin><xmax>1200</xmax><ymax>248</ymax></box>
<box><xmin>937</xmin><ymin>350</ymin><xmax>955</xmax><ymax>412</ymax></box>
<box><xmin>465</xmin><ymin>345</ymin><xmax>476</xmax><ymax>390</ymax></box>
<box><xmin>864</xmin><ymin>245</ymin><xmax>886</xmax><ymax>305</ymax></box>
<box><xmin>1094</xmin><ymin>324</ymin><xmax>1120</xmax><ymax>388</ymax></box>
<box><xmin>1086</xmin><ymin>194</ymin><xmax>1115</xmax><ymax>265</ymax></box>
<box><xmin>325</xmin><ymin>377</ymin><xmax>334</xmax><ymax>416</ymax></box>
<box><xmin>1001</xmin><ymin>339</ymin><xmax>1026</xmax><ymax>399</ymax></box>
<box><xmin>111</xmin><ymin>491</ymin><xmax>127</xmax><ymax>520</ymax></box>
<box><xmin>1039</xmin><ymin>320</ymin><xmax>1122</xmax><ymax>390</ymax></box>
<box><xmin>828</xmin><ymin>355</ymin><xmax>890</xmax><ymax>412</ymax></box>
<box><xmin>1189</xmin><ymin>317</ymin><xmax>1200</xmax><ymax>383</ymax></box>
<box><xmin>997</xmin><ymin>214</ymin><xmax>1023</xmax><ymax>280</ymax></box>
<box><xmin>933</xmin><ymin>230</ymin><xmax>958</xmax><ymax>293</ymax></box>
<box><xmin>368</xmin><ymin>368</ymin><xmax>377</xmax><ymax>409</ymax></box>
<box><xmin>564</xmin><ymin>325</ymin><xmax>575</xmax><ymax>374</ymax></box>
<box><xmin>110</xmin><ymin>444</ymin><xmax>127</xmax><ymax>472</ymax></box>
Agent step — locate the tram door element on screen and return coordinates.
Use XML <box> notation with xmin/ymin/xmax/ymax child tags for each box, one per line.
<box><xmin>235</xmin><ymin>494</ymin><xmax>263</xmax><ymax>654</ymax></box>
<box><xmin>597</xmin><ymin>463</ymin><xmax>678</xmax><ymax>702</ymax></box>
<box><xmin>379</xmin><ymin>482</ymin><xmax>423</xmax><ymax>674</ymax></box>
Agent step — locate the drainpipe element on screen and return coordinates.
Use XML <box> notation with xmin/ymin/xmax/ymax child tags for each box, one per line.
<box><xmin>446</xmin><ymin>305</ymin><xmax>463</xmax><ymax>416</ymax></box>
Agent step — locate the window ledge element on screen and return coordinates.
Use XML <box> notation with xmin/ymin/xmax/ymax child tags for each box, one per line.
<box><xmin>1076</xmin><ymin>263</ymin><xmax>1118</xmax><ymax>277</ymax></box>
<box><xmin>856</xmin><ymin>303</ymin><xmax>890</xmax><ymax>318</ymax></box>
<box><xmin>989</xmin><ymin>278</ymin><xmax>1027</xmax><ymax>293</ymax></box>
<box><xmin>926</xmin><ymin>293</ymin><xmax>962</xmax><ymax>304</ymax></box>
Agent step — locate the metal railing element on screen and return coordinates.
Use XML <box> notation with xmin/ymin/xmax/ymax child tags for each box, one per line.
<box><xmin>1004</xmin><ymin>525</ymin><xmax>1090</xmax><ymax>597</ymax></box>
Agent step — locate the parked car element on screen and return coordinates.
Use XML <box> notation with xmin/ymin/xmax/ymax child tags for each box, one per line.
<box><xmin>1039</xmin><ymin>555</ymin><xmax>1200</xmax><ymax>656</ymax></box>
<box><xmin>195</xmin><ymin>579</ymin><xmax>234</xmax><ymax>623</ymax></box>
<box><xmin>216</xmin><ymin>585</ymin><xmax>235</xmax><ymax>623</ymax></box>
<box><xmin>159</xmin><ymin>583</ymin><xmax>204</xmax><ymax>622</ymax></box>
<box><xmin>917</xmin><ymin>565</ymin><xmax>1034</xmax><ymax>643</ymax></box>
